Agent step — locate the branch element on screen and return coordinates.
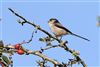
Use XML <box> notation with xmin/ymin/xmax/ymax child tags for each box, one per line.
<box><xmin>8</xmin><ymin>8</ymin><xmax>61</xmax><ymax>43</ymax></box>
<box><xmin>37</xmin><ymin>59</ymin><xmax>46</xmax><ymax>67</ymax></box>
<box><xmin>28</xmin><ymin>51</ymin><xmax>61</xmax><ymax>66</ymax></box>
<box><xmin>59</xmin><ymin>41</ymin><xmax>86</xmax><ymax>67</ymax></box>
<box><xmin>8</xmin><ymin>8</ymin><xmax>87</xmax><ymax>67</ymax></box>
<box><xmin>2</xmin><ymin>45</ymin><xmax>62</xmax><ymax>66</ymax></box>
<box><xmin>40</xmin><ymin>45</ymin><xmax>59</xmax><ymax>53</ymax></box>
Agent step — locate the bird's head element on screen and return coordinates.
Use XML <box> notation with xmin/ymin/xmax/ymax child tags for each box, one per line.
<box><xmin>48</xmin><ymin>18</ymin><xmax>59</xmax><ymax>24</ymax></box>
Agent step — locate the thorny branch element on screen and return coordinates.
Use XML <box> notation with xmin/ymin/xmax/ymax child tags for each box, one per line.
<box><xmin>0</xmin><ymin>8</ymin><xmax>87</xmax><ymax>67</ymax></box>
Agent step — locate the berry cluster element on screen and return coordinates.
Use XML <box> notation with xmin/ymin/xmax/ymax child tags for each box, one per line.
<box><xmin>15</xmin><ymin>44</ymin><xmax>24</xmax><ymax>55</ymax></box>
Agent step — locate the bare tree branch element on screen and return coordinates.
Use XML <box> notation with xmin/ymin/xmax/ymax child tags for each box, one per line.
<box><xmin>29</xmin><ymin>51</ymin><xmax>61</xmax><ymax>66</ymax></box>
<box><xmin>7</xmin><ymin>8</ymin><xmax>87</xmax><ymax>67</ymax></box>
<box><xmin>2</xmin><ymin>45</ymin><xmax>62</xmax><ymax>66</ymax></box>
<box><xmin>8</xmin><ymin>8</ymin><xmax>61</xmax><ymax>43</ymax></box>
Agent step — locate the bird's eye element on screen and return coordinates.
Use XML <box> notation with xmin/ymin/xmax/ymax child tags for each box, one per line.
<box><xmin>49</xmin><ymin>19</ymin><xmax>52</xmax><ymax>21</ymax></box>
<box><xmin>54</xmin><ymin>20</ymin><xmax>58</xmax><ymax>23</ymax></box>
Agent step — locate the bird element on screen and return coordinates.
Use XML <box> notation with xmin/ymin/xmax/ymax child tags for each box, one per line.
<box><xmin>48</xmin><ymin>18</ymin><xmax>90</xmax><ymax>41</ymax></box>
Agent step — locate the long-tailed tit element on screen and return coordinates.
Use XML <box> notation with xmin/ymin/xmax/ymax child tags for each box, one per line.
<box><xmin>48</xmin><ymin>18</ymin><xmax>90</xmax><ymax>41</ymax></box>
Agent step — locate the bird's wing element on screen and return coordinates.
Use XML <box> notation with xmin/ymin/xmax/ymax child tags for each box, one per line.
<box><xmin>54</xmin><ymin>22</ymin><xmax>72</xmax><ymax>34</ymax></box>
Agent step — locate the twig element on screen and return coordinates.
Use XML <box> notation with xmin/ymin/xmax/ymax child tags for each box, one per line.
<box><xmin>20</xmin><ymin>31</ymin><xmax>34</xmax><ymax>44</ymax></box>
<box><xmin>40</xmin><ymin>45</ymin><xmax>59</xmax><ymax>52</ymax></box>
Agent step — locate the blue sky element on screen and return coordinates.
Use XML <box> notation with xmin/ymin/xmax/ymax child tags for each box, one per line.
<box><xmin>0</xmin><ymin>0</ymin><xmax>100</xmax><ymax>67</ymax></box>
<box><xmin>1</xmin><ymin>0</ymin><xmax>100</xmax><ymax>2</ymax></box>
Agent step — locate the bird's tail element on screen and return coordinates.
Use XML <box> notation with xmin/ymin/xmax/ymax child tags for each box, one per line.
<box><xmin>71</xmin><ymin>33</ymin><xmax>90</xmax><ymax>41</ymax></box>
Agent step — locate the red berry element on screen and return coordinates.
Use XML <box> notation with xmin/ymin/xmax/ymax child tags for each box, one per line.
<box><xmin>15</xmin><ymin>44</ymin><xmax>21</xmax><ymax>50</ymax></box>
<box><xmin>17</xmin><ymin>50</ymin><xmax>24</xmax><ymax>55</ymax></box>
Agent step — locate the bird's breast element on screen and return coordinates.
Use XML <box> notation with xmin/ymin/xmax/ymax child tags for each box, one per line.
<box><xmin>49</xmin><ymin>23</ymin><xmax>68</xmax><ymax>36</ymax></box>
